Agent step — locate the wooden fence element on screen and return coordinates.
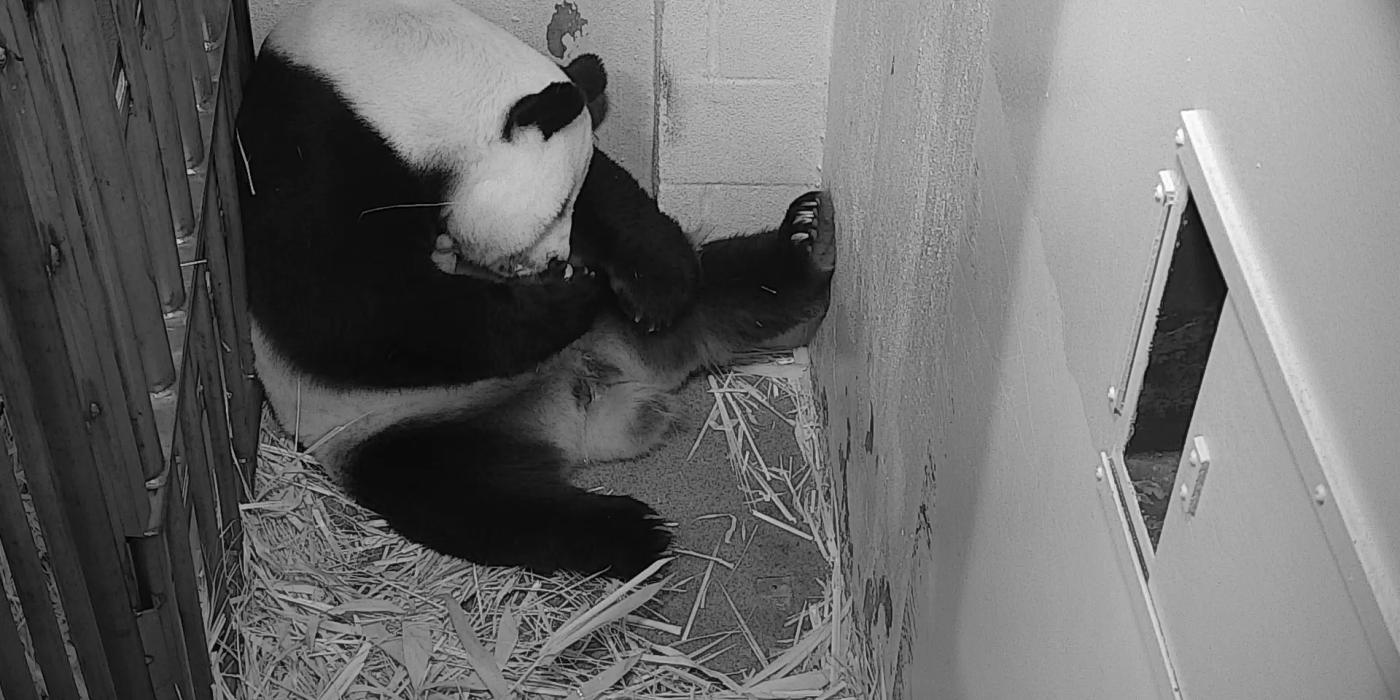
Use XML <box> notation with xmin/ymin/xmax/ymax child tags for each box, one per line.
<box><xmin>0</xmin><ymin>0</ymin><xmax>258</xmax><ymax>696</ymax></box>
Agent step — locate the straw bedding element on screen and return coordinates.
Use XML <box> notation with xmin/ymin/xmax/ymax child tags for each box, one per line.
<box><xmin>220</xmin><ymin>349</ymin><xmax>858</xmax><ymax>699</ymax></box>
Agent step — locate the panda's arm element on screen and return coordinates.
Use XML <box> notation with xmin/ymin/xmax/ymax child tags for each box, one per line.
<box><xmin>571</xmin><ymin>148</ymin><xmax>700</xmax><ymax>331</ymax></box>
<box><xmin>381</xmin><ymin>268</ymin><xmax>606</xmax><ymax>386</ymax></box>
<box><xmin>256</xmin><ymin>250</ymin><xmax>605</xmax><ymax>390</ymax></box>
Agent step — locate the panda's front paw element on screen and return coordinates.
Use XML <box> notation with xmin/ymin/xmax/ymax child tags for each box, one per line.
<box><xmin>608</xmin><ymin>245</ymin><xmax>700</xmax><ymax>333</ymax></box>
<box><xmin>431</xmin><ymin>234</ymin><xmax>460</xmax><ymax>274</ymax></box>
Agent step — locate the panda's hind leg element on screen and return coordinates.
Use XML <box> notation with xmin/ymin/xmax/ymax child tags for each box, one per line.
<box><xmin>577</xmin><ymin>375</ymin><xmax>678</xmax><ymax>464</ymax></box>
<box><xmin>622</xmin><ymin>190</ymin><xmax>836</xmax><ymax>375</ymax></box>
<box><xmin>340</xmin><ymin>415</ymin><xmax>671</xmax><ymax>579</ymax></box>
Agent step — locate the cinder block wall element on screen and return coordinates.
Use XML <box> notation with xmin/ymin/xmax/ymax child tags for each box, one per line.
<box><xmin>656</xmin><ymin>0</ymin><xmax>835</xmax><ymax>239</ymax></box>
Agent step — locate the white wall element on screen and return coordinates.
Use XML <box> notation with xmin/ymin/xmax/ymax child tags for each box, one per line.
<box><xmin>655</xmin><ymin>0</ymin><xmax>834</xmax><ymax>238</ymax></box>
<box><xmin>817</xmin><ymin>0</ymin><xmax>1400</xmax><ymax>696</ymax></box>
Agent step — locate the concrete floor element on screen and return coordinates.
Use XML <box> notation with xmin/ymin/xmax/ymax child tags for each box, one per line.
<box><xmin>572</xmin><ymin>375</ymin><xmax>828</xmax><ymax>675</ymax></box>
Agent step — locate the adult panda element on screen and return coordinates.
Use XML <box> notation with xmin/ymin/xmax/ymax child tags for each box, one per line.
<box><xmin>238</xmin><ymin>0</ymin><xmax>835</xmax><ymax>579</ymax></box>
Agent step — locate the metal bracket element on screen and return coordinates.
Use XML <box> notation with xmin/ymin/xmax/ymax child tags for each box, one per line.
<box><xmin>1181</xmin><ymin>436</ymin><xmax>1212</xmax><ymax>517</ymax></box>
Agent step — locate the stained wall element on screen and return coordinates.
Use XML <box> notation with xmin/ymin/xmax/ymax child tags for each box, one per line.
<box><xmin>816</xmin><ymin>0</ymin><xmax>1400</xmax><ymax>696</ymax></box>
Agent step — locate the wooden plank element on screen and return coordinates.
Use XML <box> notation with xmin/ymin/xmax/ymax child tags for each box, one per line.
<box><xmin>4</xmin><ymin>5</ymin><xmax>176</xmax><ymax>632</ymax></box>
<box><xmin>175</xmin><ymin>0</ymin><xmax>214</xmax><ymax>113</ymax></box>
<box><xmin>0</xmin><ymin>3</ymin><xmax>177</xmax><ymax>693</ymax></box>
<box><xmin>195</xmin><ymin>155</ymin><xmax>249</xmax><ymax>567</ymax></box>
<box><xmin>163</xmin><ymin>445</ymin><xmax>217</xmax><ymax>700</ymax></box>
<box><xmin>0</xmin><ymin>68</ymin><xmax>90</xmax><ymax>700</ymax></box>
<box><xmin>179</xmin><ymin>268</ymin><xmax>229</xmax><ymax>605</ymax></box>
<box><xmin>134</xmin><ymin>0</ymin><xmax>197</xmax><ymax>240</ymax></box>
<box><xmin>0</xmin><ymin>442</ymin><xmax>82</xmax><ymax>700</ymax></box>
<box><xmin>128</xmin><ymin>535</ymin><xmax>188</xmax><ymax>700</ymax></box>
<box><xmin>0</xmin><ymin>0</ymin><xmax>152</xmax><ymax>543</ymax></box>
<box><xmin>33</xmin><ymin>0</ymin><xmax>191</xmax><ymax>545</ymax></box>
<box><xmin>197</xmin><ymin>394</ymin><xmax>245</xmax><ymax>697</ymax></box>
<box><xmin>148</xmin><ymin>0</ymin><xmax>205</xmax><ymax>168</ymax></box>
<box><xmin>0</xmin><ymin>445</ymin><xmax>83</xmax><ymax>700</ymax></box>
<box><xmin>222</xmin><ymin>0</ymin><xmax>254</xmax><ymax>108</ymax></box>
<box><xmin>30</xmin><ymin>0</ymin><xmax>177</xmax><ymax>396</ymax></box>
<box><xmin>0</xmin><ymin>289</ymin><xmax>128</xmax><ymax>700</ymax></box>
<box><xmin>0</xmin><ymin>586</ymin><xmax>41</xmax><ymax>700</ymax></box>
<box><xmin>0</xmin><ymin>50</ymin><xmax>130</xmax><ymax>700</ymax></box>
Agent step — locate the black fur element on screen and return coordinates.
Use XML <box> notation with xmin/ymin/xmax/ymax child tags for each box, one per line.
<box><xmin>562</xmin><ymin>53</ymin><xmax>608</xmax><ymax>128</ymax></box>
<box><xmin>238</xmin><ymin>49</ymin><xmax>606</xmax><ymax>389</ymax></box>
<box><xmin>503</xmin><ymin>81</ymin><xmax>587</xmax><ymax>141</ymax></box>
<box><xmin>613</xmin><ymin>191</ymin><xmax>834</xmax><ymax>373</ymax></box>
<box><xmin>338</xmin><ymin>191</ymin><xmax>833</xmax><ymax>579</ymax></box>
<box><xmin>573</xmin><ymin>148</ymin><xmax>701</xmax><ymax>332</ymax></box>
<box><xmin>240</xmin><ymin>44</ymin><xmax>835</xmax><ymax>580</ymax></box>
<box><xmin>346</xmin><ymin>418</ymin><xmax>670</xmax><ymax>577</ymax></box>
<box><xmin>562</xmin><ymin>53</ymin><xmax>606</xmax><ymax>102</ymax></box>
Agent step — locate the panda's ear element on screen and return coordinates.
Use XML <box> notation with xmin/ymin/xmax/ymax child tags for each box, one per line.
<box><xmin>563</xmin><ymin>54</ymin><xmax>607</xmax><ymax>103</ymax></box>
<box><xmin>503</xmin><ymin>82</ymin><xmax>587</xmax><ymax>141</ymax></box>
<box><xmin>564</xmin><ymin>54</ymin><xmax>609</xmax><ymax>129</ymax></box>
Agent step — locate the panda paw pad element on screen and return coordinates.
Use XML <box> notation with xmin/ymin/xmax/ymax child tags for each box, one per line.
<box><xmin>779</xmin><ymin>191</ymin><xmax>835</xmax><ymax>274</ymax></box>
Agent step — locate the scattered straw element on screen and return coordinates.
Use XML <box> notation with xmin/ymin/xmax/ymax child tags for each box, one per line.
<box><xmin>223</xmin><ymin>348</ymin><xmax>855</xmax><ymax>698</ymax></box>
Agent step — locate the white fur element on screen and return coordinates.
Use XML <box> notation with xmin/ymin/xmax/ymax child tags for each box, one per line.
<box><xmin>252</xmin><ymin>325</ymin><xmax>540</xmax><ymax>470</ymax></box>
<box><xmin>267</xmin><ymin>0</ymin><xmax>593</xmax><ymax>274</ymax></box>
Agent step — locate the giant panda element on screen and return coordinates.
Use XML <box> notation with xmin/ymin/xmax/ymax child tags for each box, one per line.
<box><xmin>237</xmin><ymin>0</ymin><xmax>835</xmax><ymax>580</ymax></box>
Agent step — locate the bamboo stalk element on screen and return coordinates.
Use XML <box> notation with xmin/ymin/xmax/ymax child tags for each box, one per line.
<box><xmin>175</xmin><ymin>0</ymin><xmax>214</xmax><ymax>110</ymax></box>
<box><xmin>180</xmin><ymin>269</ymin><xmax>231</xmax><ymax>607</ymax></box>
<box><xmin>197</xmin><ymin>154</ymin><xmax>252</xmax><ymax>547</ymax></box>
<box><xmin>223</xmin><ymin>0</ymin><xmax>255</xmax><ymax>107</ymax></box>
<box><xmin>0</xmin><ymin>0</ymin><xmax>157</xmax><ymax>538</ymax></box>
<box><xmin>135</xmin><ymin>0</ymin><xmax>197</xmax><ymax>240</ymax></box>
<box><xmin>130</xmin><ymin>528</ymin><xmax>198</xmax><ymax>700</ymax></box>
<box><xmin>150</xmin><ymin>0</ymin><xmax>206</xmax><ymax>168</ymax></box>
<box><xmin>0</xmin><ymin>280</ymin><xmax>124</xmax><ymax>698</ymax></box>
<box><xmin>210</xmin><ymin>75</ymin><xmax>262</xmax><ymax>482</ymax></box>
<box><xmin>24</xmin><ymin>0</ymin><xmax>177</xmax><ymax>399</ymax></box>
<box><xmin>175</xmin><ymin>263</ymin><xmax>246</xmax><ymax>693</ymax></box>
<box><xmin>163</xmin><ymin>449</ymin><xmax>218</xmax><ymax>700</ymax></box>
<box><xmin>108</xmin><ymin>0</ymin><xmax>185</xmax><ymax>316</ymax></box>
<box><xmin>0</xmin><ymin>592</ymin><xmax>40</xmax><ymax>700</ymax></box>
<box><xmin>0</xmin><ymin>431</ymin><xmax>82</xmax><ymax>699</ymax></box>
<box><xmin>0</xmin><ymin>25</ymin><xmax>158</xmax><ymax>693</ymax></box>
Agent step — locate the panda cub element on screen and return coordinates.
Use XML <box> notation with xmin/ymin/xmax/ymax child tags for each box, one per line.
<box><xmin>238</xmin><ymin>0</ymin><xmax>835</xmax><ymax>579</ymax></box>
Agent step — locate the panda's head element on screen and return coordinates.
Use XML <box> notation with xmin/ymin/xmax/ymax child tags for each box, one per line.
<box><xmin>449</xmin><ymin>57</ymin><xmax>606</xmax><ymax>277</ymax></box>
<box><xmin>264</xmin><ymin>0</ymin><xmax>609</xmax><ymax>276</ymax></box>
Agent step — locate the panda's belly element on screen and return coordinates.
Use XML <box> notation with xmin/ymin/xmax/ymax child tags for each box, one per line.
<box><xmin>251</xmin><ymin>322</ymin><xmax>534</xmax><ymax>467</ymax></box>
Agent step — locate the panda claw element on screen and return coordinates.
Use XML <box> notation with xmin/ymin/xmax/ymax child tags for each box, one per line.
<box><xmin>563</xmin><ymin>263</ymin><xmax>574</xmax><ymax>280</ymax></box>
<box><xmin>790</xmin><ymin>232</ymin><xmax>811</xmax><ymax>244</ymax></box>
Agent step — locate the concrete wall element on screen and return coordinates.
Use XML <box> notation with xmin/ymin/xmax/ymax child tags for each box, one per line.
<box><xmin>816</xmin><ymin>0</ymin><xmax>1400</xmax><ymax>696</ymax></box>
<box><xmin>655</xmin><ymin>0</ymin><xmax>834</xmax><ymax>238</ymax></box>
